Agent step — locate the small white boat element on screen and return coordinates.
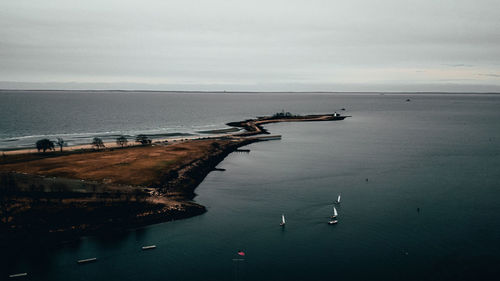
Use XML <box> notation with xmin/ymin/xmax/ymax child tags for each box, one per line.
<box><xmin>335</xmin><ymin>194</ymin><xmax>341</xmax><ymax>204</ymax></box>
<box><xmin>280</xmin><ymin>214</ymin><xmax>286</xmax><ymax>226</ymax></box>
<box><xmin>142</xmin><ymin>245</ymin><xmax>157</xmax><ymax>250</ymax></box>
<box><xmin>331</xmin><ymin>206</ymin><xmax>338</xmax><ymax>219</ymax></box>
<box><xmin>9</xmin><ymin>273</ymin><xmax>28</xmax><ymax>278</ymax></box>
<box><xmin>77</xmin><ymin>257</ymin><xmax>97</xmax><ymax>264</ymax></box>
<box><xmin>328</xmin><ymin>220</ymin><xmax>338</xmax><ymax>225</ymax></box>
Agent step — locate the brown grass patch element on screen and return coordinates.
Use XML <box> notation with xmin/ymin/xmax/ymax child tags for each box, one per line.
<box><xmin>0</xmin><ymin>139</ymin><xmax>231</xmax><ymax>187</ymax></box>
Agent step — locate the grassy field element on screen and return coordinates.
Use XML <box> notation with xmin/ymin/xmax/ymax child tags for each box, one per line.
<box><xmin>0</xmin><ymin>138</ymin><xmax>245</xmax><ymax>237</ymax></box>
<box><xmin>0</xmin><ymin>139</ymin><xmax>235</xmax><ymax>186</ymax></box>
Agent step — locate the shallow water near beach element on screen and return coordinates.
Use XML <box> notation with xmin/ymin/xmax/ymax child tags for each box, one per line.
<box><xmin>1</xmin><ymin>92</ymin><xmax>500</xmax><ymax>280</ymax></box>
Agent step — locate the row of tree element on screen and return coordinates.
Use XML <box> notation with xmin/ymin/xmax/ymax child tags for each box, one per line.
<box><xmin>35</xmin><ymin>138</ymin><xmax>64</xmax><ymax>152</ymax></box>
<box><xmin>35</xmin><ymin>135</ymin><xmax>153</xmax><ymax>153</ymax></box>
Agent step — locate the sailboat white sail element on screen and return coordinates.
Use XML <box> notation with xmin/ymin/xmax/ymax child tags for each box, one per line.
<box><xmin>280</xmin><ymin>214</ymin><xmax>286</xmax><ymax>226</ymax></box>
<box><xmin>330</xmin><ymin>206</ymin><xmax>339</xmax><ymax>219</ymax></box>
<box><xmin>329</xmin><ymin>207</ymin><xmax>338</xmax><ymax>224</ymax></box>
<box><xmin>336</xmin><ymin>194</ymin><xmax>341</xmax><ymax>204</ymax></box>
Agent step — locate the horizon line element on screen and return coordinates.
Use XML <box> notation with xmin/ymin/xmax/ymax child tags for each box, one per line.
<box><xmin>1</xmin><ymin>89</ymin><xmax>500</xmax><ymax>94</ymax></box>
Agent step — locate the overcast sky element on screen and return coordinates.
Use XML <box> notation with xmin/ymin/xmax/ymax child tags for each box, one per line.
<box><xmin>1</xmin><ymin>0</ymin><xmax>499</xmax><ymax>91</ymax></box>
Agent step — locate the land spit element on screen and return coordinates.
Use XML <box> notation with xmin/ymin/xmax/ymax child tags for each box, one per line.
<box><xmin>0</xmin><ymin>113</ymin><xmax>348</xmax><ymax>241</ymax></box>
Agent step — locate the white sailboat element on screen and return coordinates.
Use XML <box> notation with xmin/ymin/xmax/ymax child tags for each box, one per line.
<box><xmin>329</xmin><ymin>202</ymin><xmax>339</xmax><ymax>224</ymax></box>
<box><xmin>328</xmin><ymin>219</ymin><xmax>338</xmax><ymax>225</ymax></box>
<box><xmin>331</xmin><ymin>206</ymin><xmax>338</xmax><ymax>219</ymax></box>
<box><xmin>280</xmin><ymin>214</ymin><xmax>286</xmax><ymax>226</ymax></box>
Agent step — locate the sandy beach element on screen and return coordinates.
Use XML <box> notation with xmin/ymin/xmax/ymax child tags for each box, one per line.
<box><xmin>1</xmin><ymin>134</ymin><xmax>230</xmax><ymax>155</ymax></box>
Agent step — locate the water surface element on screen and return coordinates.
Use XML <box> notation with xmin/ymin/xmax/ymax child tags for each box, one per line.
<box><xmin>1</xmin><ymin>92</ymin><xmax>499</xmax><ymax>280</ymax></box>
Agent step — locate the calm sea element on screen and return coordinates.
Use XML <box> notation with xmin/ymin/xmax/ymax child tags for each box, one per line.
<box><xmin>1</xmin><ymin>90</ymin><xmax>371</xmax><ymax>150</ymax></box>
<box><xmin>1</xmin><ymin>91</ymin><xmax>499</xmax><ymax>280</ymax></box>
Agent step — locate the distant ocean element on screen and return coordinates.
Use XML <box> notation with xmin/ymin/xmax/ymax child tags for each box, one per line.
<box><xmin>1</xmin><ymin>90</ymin><xmax>498</xmax><ymax>151</ymax></box>
<box><xmin>1</xmin><ymin>91</ymin><xmax>499</xmax><ymax>280</ymax></box>
<box><xmin>0</xmin><ymin>90</ymin><xmax>362</xmax><ymax>150</ymax></box>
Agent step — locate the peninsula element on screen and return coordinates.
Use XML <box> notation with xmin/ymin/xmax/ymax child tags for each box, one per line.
<box><xmin>0</xmin><ymin>113</ymin><xmax>349</xmax><ymax>241</ymax></box>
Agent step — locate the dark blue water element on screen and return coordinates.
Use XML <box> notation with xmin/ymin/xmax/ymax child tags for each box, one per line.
<box><xmin>1</xmin><ymin>92</ymin><xmax>499</xmax><ymax>280</ymax></box>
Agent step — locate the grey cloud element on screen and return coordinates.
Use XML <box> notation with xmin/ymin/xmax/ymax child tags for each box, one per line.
<box><xmin>1</xmin><ymin>0</ymin><xmax>500</xmax><ymax>91</ymax></box>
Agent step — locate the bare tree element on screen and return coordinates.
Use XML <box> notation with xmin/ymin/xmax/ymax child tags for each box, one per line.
<box><xmin>116</xmin><ymin>135</ymin><xmax>128</xmax><ymax>147</ymax></box>
<box><xmin>36</xmin><ymin>139</ymin><xmax>55</xmax><ymax>153</ymax></box>
<box><xmin>92</xmin><ymin>137</ymin><xmax>105</xmax><ymax>150</ymax></box>
<box><xmin>135</xmin><ymin>134</ymin><xmax>152</xmax><ymax>145</ymax></box>
<box><xmin>56</xmin><ymin>137</ymin><xmax>65</xmax><ymax>152</ymax></box>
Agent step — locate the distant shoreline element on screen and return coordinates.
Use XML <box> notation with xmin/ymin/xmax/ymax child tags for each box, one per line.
<box><xmin>1</xmin><ymin>89</ymin><xmax>499</xmax><ymax>94</ymax></box>
<box><xmin>1</xmin><ymin>113</ymin><xmax>347</xmax><ymax>155</ymax></box>
<box><xmin>0</xmin><ymin>113</ymin><xmax>349</xmax><ymax>241</ymax></box>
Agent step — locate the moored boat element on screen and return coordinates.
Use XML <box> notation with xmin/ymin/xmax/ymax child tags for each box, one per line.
<box><xmin>77</xmin><ymin>257</ymin><xmax>97</xmax><ymax>264</ymax></box>
<box><xmin>9</xmin><ymin>273</ymin><xmax>28</xmax><ymax>278</ymax></box>
<box><xmin>142</xmin><ymin>245</ymin><xmax>157</xmax><ymax>250</ymax></box>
